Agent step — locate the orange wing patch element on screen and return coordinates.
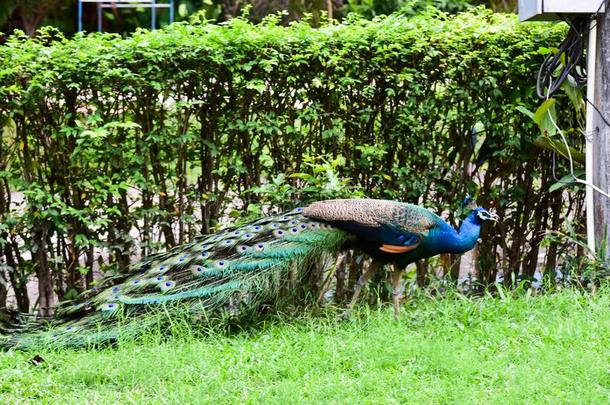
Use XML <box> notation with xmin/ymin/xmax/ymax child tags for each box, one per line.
<box><xmin>379</xmin><ymin>244</ymin><xmax>419</xmax><ymax>254</ymax></box>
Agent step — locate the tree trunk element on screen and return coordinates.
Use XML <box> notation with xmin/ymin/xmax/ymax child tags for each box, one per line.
<box><xmin>593</xmin><ymin>13</ymin><xmax>610</xmax><ymax>253</ymax></box>
<box><xmin>3</xmin><ymin>238</ymin><xmax>29</xmax><ymax>312</ymax></box>
<box><xmin>0</xmin><ymin>275</ymin><xmax>7</xmax><ymax>308</ymax></box>
<box><xmin>33</xmin><ymin>224</ymin><xmax>56</xmax><ymax>316</ymax></box>
<box><xmin>85</xmin><ymin>245</ymin><xmax>95</xmax><ymax>289</ymax></box>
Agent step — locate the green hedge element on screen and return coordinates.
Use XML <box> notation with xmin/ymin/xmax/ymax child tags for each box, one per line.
<box><xmin>0</xmin><ymin>9</ymin><xmax>577</xmax><ymax>311</ymax></box>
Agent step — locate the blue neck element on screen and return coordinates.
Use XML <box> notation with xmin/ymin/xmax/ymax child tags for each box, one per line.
<box><xmin>434</xmin><ymin>212</ymin><xmax>481</xmax><ymax>254</ymax></box>
<box><xmin>455</xmin><ymin>213</ymin><xmax>482</xmax><ymax>252</ymax></box>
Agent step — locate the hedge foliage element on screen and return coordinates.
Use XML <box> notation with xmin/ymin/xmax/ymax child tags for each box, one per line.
<box><xmin>0</xmin><ymin>9</ymin><xmax>579</xmax><ymax>312</ymax></box>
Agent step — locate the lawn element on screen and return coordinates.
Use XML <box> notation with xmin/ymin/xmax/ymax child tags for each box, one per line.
<box><xmin>2</xmin><ymin>288</ymin><xmax>610</xmax><ymax>404</ymax></box>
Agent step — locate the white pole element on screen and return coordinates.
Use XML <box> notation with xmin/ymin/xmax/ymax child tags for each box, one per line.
<box><xmin>585</xmin><ymin>18</ymin><xmax>598</xmax><ymax>253</ymax></box>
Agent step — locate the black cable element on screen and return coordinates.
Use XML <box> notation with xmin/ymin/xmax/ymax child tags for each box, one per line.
<box><xmin>536</xmin><ymin>16</ymin><xmax>589</xmax><ymax>99</ymax></box>
<box><xmin>551</xmin><ymin>152</ymin><xmax>562</xmax><ymax>183</ymax></box>
<box><xmin>584</xmin><ymin>95</ymin><xmax>610</xmax><ymax>128</ymax></box>
<box><xmin>587</xmin><ymin>0</ymin><xmax>608</xmax><ymax>31</ymax></box>
<box><xmin>535</xmin><ymin>4</ymin><xmax>610</xmax><ymax>130</ymax></box>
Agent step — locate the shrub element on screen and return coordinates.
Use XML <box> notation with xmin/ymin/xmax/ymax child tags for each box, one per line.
<box><xmin>0</xmin><ymin>8</ymin><xmax>578</xmax><ymax>311</ymax></box>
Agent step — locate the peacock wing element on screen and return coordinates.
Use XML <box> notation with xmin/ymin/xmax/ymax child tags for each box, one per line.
<box><xmin>303</xmin><ymin>199</ymin><xmax>438</xmax><ymax>252</ymax></box>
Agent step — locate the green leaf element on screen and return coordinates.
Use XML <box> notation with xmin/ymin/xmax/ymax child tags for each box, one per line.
<box><xmin>561</xmin><ymin>76</ymin><xmax>585</xmax><ymax>114</ymax></box>
<box><xmin>533</xmin><ymin>98</ymin><xmax>556</xmax><ymax>124</ymax></box>
<box><xmin>516</xmin><ymin>106</ymin><xmax>535</xmax><ymax>121</ymax></box>
<box><xmin>549</xmin><ymin>169</ymin><xmax>585</xmax><ymax>193</ymax></box>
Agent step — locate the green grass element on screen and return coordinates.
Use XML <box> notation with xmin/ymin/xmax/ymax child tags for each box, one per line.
<box><xmin>2</xmin><ymin>288</ymin><xmax>610</xmax><ymax>404</ymax></box>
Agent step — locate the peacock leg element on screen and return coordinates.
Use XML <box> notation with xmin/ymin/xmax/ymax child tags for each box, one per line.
<box><xmin>389</xmin><ymin>266</ymin><xmax>404</xmax><ymax>318</ymax></box>
<box><xmin>317</xmin><ymin>255</ymin><xmax>342</xmax><ymax>305</ymax></box>
<box><xmin>341</xmin><ymin>258</ymin><xmax>384</xmax><ymax>318</ymax></box>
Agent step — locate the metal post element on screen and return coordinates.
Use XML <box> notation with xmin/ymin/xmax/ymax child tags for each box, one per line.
<box><xmin>169</xmin><ymin>0</ymin><xmax>174</xmax><ymax>24</ymax></box>
<box><xmin>97</xmin><ymin>3</ymin><xmax>102</xmax><ymax>32</ymax></box>
<box><xmin>78</xmin><ymin>0</ymin><xmax>83</xmax><ymax>32</ymax></box>
<box><xmin>152</xmin><ymin>0</ymin><xmax>156</xmax><ymax>29</ymax></box>
<box><xmin>586</xmin><ymin>18</ymin><xmax>598</xmax><ymax>253</ymax></box>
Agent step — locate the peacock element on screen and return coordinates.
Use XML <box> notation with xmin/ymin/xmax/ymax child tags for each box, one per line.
<box><xmin>0</xmin><ymin>198</ymin><xmax>497</xmax><ymax>350</ymax></box>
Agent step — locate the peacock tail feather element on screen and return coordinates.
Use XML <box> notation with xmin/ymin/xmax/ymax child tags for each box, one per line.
<box><xmin>0</xmin><ymin>208</ymin><xmax>348</xmax><ymax>350</ymax></box>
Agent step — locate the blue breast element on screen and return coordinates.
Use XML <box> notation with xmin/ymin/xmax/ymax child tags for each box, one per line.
<box><xmin>392</xmin><ymin>213</ymin><xmax>482</xmax><ymax>267</ymax></box>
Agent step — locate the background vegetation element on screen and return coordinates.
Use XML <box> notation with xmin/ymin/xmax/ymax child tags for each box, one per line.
<box><xmin>0</xmin><ymin>8</ymin><xmax>584</xmax><ymax>314</ymax></box>
<box><xmin>0</xmin><ymin>0</ymin><xmax>516</xmax><ymax>37</ymax></box>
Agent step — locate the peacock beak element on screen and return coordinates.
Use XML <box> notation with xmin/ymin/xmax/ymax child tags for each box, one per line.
<box><xmin>489</xmin><ymin>212</ymin><xmax>500</xmax><ymax>222</ymax></box>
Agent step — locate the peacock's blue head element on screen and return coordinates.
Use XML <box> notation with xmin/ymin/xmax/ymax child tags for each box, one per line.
<box><xmin>471</xmin><ymin>207</ymin><xmax>499</xmax><ymax>224</ymax></box>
